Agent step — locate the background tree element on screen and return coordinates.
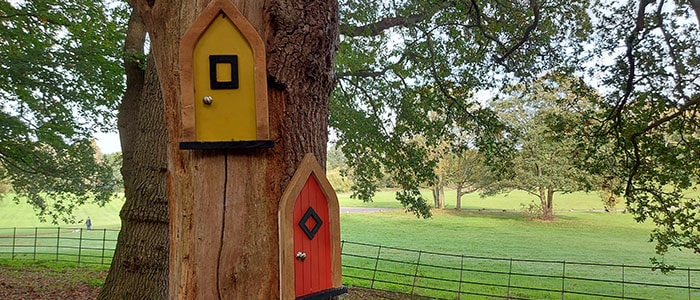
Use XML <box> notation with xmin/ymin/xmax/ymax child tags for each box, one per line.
<box><xmin>0</xmin><ymin>0</ymin><xmax>125</xmax><ymax>222</ymax></box>
<box><xmin>442</xmin><ymin>149</ymin><xmax>488</xmax><ymax>210</ymax></box>
<box><xmin>486</xmin><ymin>73</ymin><xmax>598</xmax><ymax>220</ymax></box>
<box><xmin>326</xmin><ymin>144</ymin><xmax>353</xmax><ymax>192</ymax></box>
<box><xmin>102</xmin><ymin>152</ymin><xmax>124</xmax><ymax>193</ymax></box>
<box><xmin>0</xmin><ymin>163</ymin><xmax>10</xmax><ymax>195</ymax></box>
<box><xmin>332</xmin><ymin>0</ymin><xmax>592</xmax><ymax>217</ymax></box>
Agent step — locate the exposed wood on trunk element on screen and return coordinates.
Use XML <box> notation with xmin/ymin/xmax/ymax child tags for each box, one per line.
<box><xmin>127</xmin><ymin>0</ymin><xmax>339</xmax><ymax>298</ymax></box>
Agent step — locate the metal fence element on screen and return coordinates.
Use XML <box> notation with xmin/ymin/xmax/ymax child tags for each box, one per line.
<box><xmin>341</xmin><ymin>240</ymin><xmax>700</xmax><ymax>300</ymax></box>
<box><xmin>0</xmin><ymin>227</ymin><xmax>118</xmax><ymax>265</ymax></box>
<box><xmin>1</xmin><ymin>228</ymin><xmax>699</xmax><ymax>299</ymax></box>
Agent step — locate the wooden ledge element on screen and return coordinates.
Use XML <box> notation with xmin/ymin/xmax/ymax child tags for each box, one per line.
<box><xmin>296</xmin><ymin>286</ymin><xmax>348</xmax><ymax>300</ymax></box>
<box><xmin>179</xmin><ymin>140</ymin><xmax>274</xmax><ymax>150</ymax></box>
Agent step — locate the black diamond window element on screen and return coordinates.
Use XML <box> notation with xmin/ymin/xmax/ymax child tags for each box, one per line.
<box><xmin>299</xmin><ymin>207</ymin><xmax>323</xmax><ymax>240</ymax></box>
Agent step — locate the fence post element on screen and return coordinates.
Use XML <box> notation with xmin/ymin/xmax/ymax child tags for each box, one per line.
<box><xmin>561</xmin><ymin>261</ymin><xmax>566</xmax><ymax>300</ymax></box>
<box><xmin>55</xmin><ymin>227</ymin><xmax>60</xmax><ymax>261</ymax></box>
<box><xmin>11</xmin><ymin>227</ymin><xmax>16</xmax><ymax>259</ymax></box>
<box><xmin>370</xmin><ymin>245</ymin><xmax>382</xmax><ymax>289</ymax></box>
<box><xmin>410</xmin><ymin>250</ymin><xmax>423</xmax><ymax>296</ymax></box>
<box><xmin>621</xmin><ymin>264</ymin><xmax>625</xmax><ymax>299</ymax></box>
<box><xmin>101</xmin><ymin>229</ymin><xmax>107</xmax><ymax>265</ymax></box>
<box><xmin>507</xmin><ymin>258</ymin><xmax>513</xmax><ymax>299</ymax></box>
<box><xmin>78</xmin><ymin>227</ymin><xmax>83</xmax><ymax>264</ymax></box>
<box><xmin>458</xmin><ymin>255</ymin><xmax>464</xmax><ymax>300</ymax></box>
<box><xmin>33</xmin><ymin>227</ymin><xmax>38</xmax><ymax>260</ymax></box>
<box><xmin>688</xmin><ymin>267</ymin><xmax>691</xmax><ymax>300</ymax></box>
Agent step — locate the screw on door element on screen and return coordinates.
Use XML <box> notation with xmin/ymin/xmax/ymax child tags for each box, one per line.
<box><xmin>203</xmin><ymin>96</ymin><xmax>213</xmax><ymax>105</ymax></box>
<box><xmin>296</xmin><ymin>251</ymin><xmax>307</xmax><ymax>261</ymax></box>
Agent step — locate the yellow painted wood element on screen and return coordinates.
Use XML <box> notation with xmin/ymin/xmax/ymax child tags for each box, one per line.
<box><xmin>193</xmin><ymin>13</ymin><xmax>256</xmax><ymax>141</ymax></box>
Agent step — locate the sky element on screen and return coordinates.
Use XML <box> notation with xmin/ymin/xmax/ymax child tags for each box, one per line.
<box><xmin>95</xmin><ymin>131</ymin><xmax>121</xmax><ymax>154</ymax></box>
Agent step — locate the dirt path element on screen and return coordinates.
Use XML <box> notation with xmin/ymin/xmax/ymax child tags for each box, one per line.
<box><xmin>340</xmin><ymin>207</ymin><xmax>399</xmax><ymax>213</ymax></box>
<box><xmin>0</xmin><ymin>264</ymin><xmax>105</xmax><ymax>299</ymax></box>
<box><xmin>0</xmin><ymin>263</ymin><xmax>417</xmax><ymax>300</ymax></box>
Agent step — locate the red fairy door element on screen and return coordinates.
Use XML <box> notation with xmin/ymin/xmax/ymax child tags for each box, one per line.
<box><xmin>293</xmin><ymin>176</ymin><xmax>332</xmax><ymax>297</ymax></box>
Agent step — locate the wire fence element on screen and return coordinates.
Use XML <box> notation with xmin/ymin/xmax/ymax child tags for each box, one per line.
<box><xmin>1</xmin><ymin>228</ymin><xmax>699</xmax><ymax>299</ymax></box>
<box><xmin>341</xmin><ymin>240</ymin><xmax>700</xmax><ymax>300</ymax></box>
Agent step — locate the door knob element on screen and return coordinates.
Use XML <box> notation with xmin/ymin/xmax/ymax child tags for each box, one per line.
<box><xmin>296</xmin><ymin>251</ymin><xmax>307</xmax><ymax>261</ymax></box>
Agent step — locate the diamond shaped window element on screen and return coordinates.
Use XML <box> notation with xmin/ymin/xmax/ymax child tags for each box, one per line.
<box><xmin>299</xmin><ymin>207</ymin><xmax>323</xmax><ymax>240</ymax></box>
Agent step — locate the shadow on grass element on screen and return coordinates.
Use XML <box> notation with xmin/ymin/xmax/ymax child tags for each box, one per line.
<box><xmin>436</xmin><ymin>208</ymin><xmax>579</xmax><ymax>222</ymax></box>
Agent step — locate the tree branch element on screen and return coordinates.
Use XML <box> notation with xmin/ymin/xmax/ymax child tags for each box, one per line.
<box><xmin>613</xmin><ymin>0</ymin><xmax>654</xmax><ymax>122</ymax></box>
<box><xmin>339</xmin><ymin>2</ymin><xmax>452</xmax><ymax>37</ymax></box>
<box><xmin>689</xmin><ymin>0</ymin><xmax>700</xmax><ymax>26</ymax></box>
<box><xmin>495</xmin><ymin>0</ymin><xmax>540</xmax><ymax>64</ymax></box>
<box><xmin>335</xmin><ymin>40</ymin><xmax>415</xmax><ymax>79</ymax></box>
<box><xmin>0</xmin><ymin>12</ymin><xmax>68</xmax><ymax>26</ymax></box>
<box><xmin>656</xmin><ymin>0</ymin><xmax>689</xmax><ymax>99</ymax></box>
<box><xmin>335</xmin><ymin>69</ymin><xmax>386</xmax><ymax>78</ymax></box>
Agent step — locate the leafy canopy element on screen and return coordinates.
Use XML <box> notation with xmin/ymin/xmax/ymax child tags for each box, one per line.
<box><xmin>0</xmin><ymin>0</ymin><xmax>128</xmax><ymax>223</ymax></box>
<box><xmin>332</xmin><ymin>0</ymin><xmax>592</xmax><ymax>216</ymax></box>
<box><xmin>332</xmin><ymin>0</ymin><xmax>700</xmax><ymax>257</ymax></box>
<box><xmin>581</xmin><ymin>0</ymin><xmax>700</xmax><ymax>257</ymax></box>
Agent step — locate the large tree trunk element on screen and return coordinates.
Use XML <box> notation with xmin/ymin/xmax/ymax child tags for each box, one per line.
<box><xmin>98</xmin><ymin>9</ymin><xmax>170</xmax><ymax>299</ymax></box>
<box><xmin>125</xmin><ymin>0</ymin><xmax>338</xmax><ymax>298</ymax></box>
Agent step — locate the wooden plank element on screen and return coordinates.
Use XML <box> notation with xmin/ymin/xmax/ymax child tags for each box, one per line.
<box><xmin>218</xmin><ymin>152</ymin><xmax>279</xmax><ymax>300</ymax></box>
<box><xmin>192</xmin><ymin>151</ymin><xmax>226</xmax><ymax>300</ymax></box>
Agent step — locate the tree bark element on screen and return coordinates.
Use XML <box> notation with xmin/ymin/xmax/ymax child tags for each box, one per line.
<box><xmin>538</xmin><ymin>186</ymin><xmax>554</xmax><ymax>220</ymax></box>
<box><xmin>125</xmin><ymin>0</ymin><xmax>338</xmax><ymax>298</ymax></box>
<box><xmin>432</xmin><ymin>187</ymin><xmax>438</xmax><ymax>207</ymax></box>
<box><xmin>690</xmin><ymin>0</ymin><xmax>700</xmax><ymax>26</ymax></box>
<box><xmin>455</xmin><ymin>185</ymin><xmax>462</xmax><ymax>210</ymax></box>
<box><xmin>432</xmin><ymin>174</ymin><xmax>445</xmax><ymax>209</ymax></box>
<box><xmin>438</xmin><ymin>180</ymin><xmax>445</xmax><ymax>209</ymax></box>
<box><xmin>545</xmin><ymin>186</ymin><xmax>555</xmax><ymax>219</ymax></box>
<box><xmin>98</xmin><ymin>9</ymin><xmax>170</xmax><ymax>299</ymax></box>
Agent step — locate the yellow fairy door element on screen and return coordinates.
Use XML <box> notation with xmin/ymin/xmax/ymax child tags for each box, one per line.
<box><xmin>193</xmin><ymin>13</ymin><xmax>256</xmax><ymax>141</ymax></box>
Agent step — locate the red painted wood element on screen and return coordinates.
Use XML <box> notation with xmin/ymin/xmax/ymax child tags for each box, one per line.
<box><xmin>294</xmin><ymin>176</ymin><xmax>332</xmax><ymax>297</ymax></box>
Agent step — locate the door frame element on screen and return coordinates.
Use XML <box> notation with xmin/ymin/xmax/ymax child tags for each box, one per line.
<box><xmin>278</xmin><ymin>153</ymin><xmax>342</xmax><ymax>299</ymax></box>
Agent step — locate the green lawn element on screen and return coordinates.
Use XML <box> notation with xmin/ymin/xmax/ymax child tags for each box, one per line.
<box><xmin>341</xmin><ymin>209</ymin><xmax>675</xmax><ymax>264</ymax></box>
<box><xmin>338</xmin><ymin>189</ymin><xmax>610</xmax><ymax>212</ymax></box>
<box><xmin>1</xmin><ymin>189</ymin><xmax>698</xmax><ymax>299</ymax></box>
<box><xmin>338</xmin><ymin>206</ymin><xmax>700</xmax><ymax>299</ymax></box>
<box><xmin>0</xmin><ymin>194</ymin><xmax>124</xmax><ymax>229</ymax></box>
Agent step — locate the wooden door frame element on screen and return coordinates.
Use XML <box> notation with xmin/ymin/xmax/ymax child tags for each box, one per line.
<box><xmin>179</xmin><ymin>0</ymin><xmax>269</xmax><ymax>142</ymax></box>
<box><xmin>278</xmin><ymin>153</ymin><xmax>342</xmax><ymax>299</ymax></box>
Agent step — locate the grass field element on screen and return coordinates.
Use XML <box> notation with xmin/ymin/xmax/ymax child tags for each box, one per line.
<box><xmin>1</xmin><ymin>189</ymin><xmax>697</xmax><ymax>265</ymax></box>
<box><xmin>335</xmin><ymin>189</ymin><xmax>700</xmax><ymax>299</ymax></box>
<box><xmin>1</xmin><ymin>189</ymin><xmax>699</xmax><ymax>299</ymax></box>
<box><xmin>0</xmin><ymin>194</ymin><xmax>125</xmax><ymax>229</ymax></box>
<box><xmin>338</xmin><ymin>189</ymin><xmax>614</xmax><ymax>212</ymax></box>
